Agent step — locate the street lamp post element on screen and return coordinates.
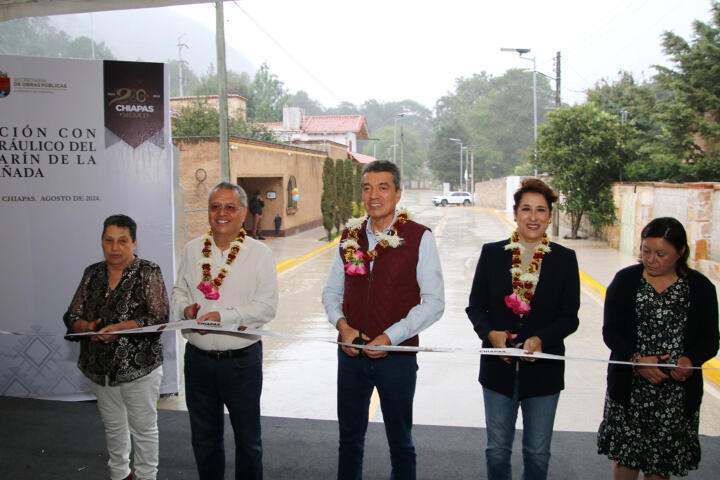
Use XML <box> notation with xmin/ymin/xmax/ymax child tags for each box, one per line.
<box><xmin>367</xmin><ymin>137</ymin><xmax>381</xmax><ymax>158</ymax></box>
<box><xmin>449</xmin><ymin>138</ymin><xmax>463</xmax><ymax>190</ymax></box>
<box><xmin>393</xmin><ymin>113</ymin><xmax>409</xmax><ymax>164</ymax></box>
<box><xmin>501</xmin><ymin>47</ymin><xmax>538</xmax><ymax>177</ymax></box>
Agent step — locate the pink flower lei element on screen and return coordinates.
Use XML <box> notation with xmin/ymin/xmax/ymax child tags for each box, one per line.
<box><xmin>503</xmin><ymin>230</ymin><xmax>551</xmax><ymax>315</ymax></box>
<box><xmin>340</xmin><ymin>210</ymin><xmax>409</xmax><ymax>276</ymax></box>
<box><xmin>197</xmin><ymin>229</ymin><xmax>246</xmax><ymax>300</ymax></box>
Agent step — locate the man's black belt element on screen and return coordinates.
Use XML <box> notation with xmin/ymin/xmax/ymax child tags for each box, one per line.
<box><xmin>189</xmin><ymin>342</ymin><xmax>258</xmax><ymax>359</ymax></box>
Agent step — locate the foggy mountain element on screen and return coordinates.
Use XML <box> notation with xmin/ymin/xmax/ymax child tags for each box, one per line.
<box><xmin>48</xmin><ymin>7</ymin><xmax>255</xmax><ymax>80</ymax></box>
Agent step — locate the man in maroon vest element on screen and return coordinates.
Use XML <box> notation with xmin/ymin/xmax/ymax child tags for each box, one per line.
<box><xmin>322</xmin><ymin>160</ymin><xmax>445</xmax><ymax>480</ymax></box>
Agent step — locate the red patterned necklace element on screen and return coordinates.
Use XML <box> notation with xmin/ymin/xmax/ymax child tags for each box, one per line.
<box><xmin>196</xmin><ymin>229</ymin><xmax>246</xmax><ymax>299</ymax></box>
<box><xmin>503</xmin><ymin>230</ymin><xmax>551</xmax><ymax>314</ymax></box>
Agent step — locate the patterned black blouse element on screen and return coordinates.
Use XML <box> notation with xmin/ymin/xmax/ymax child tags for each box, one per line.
<box><xmin>63</xmin><ymin>257</ymin><xmax>169</xmax><ymax>386</ymax></box>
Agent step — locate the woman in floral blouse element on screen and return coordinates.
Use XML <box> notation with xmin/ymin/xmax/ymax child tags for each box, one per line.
<box><xmin>598</xmin><ymin>217</ymin><xmax>719</xmax><ymax>479</ymax></box>
<box><xmin>64</xmin><ymin>214</ymin><xmax>169</xmax><ymax>480</ymax></box>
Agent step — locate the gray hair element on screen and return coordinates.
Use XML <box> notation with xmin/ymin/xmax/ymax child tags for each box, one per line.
<box><xmin>208</xmin><ymin>182</ymin><xmax>248</xmax><ymax>207</ymax></box>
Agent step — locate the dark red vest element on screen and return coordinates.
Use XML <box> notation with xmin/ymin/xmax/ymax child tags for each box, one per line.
<box><xmin>341</xmin><ymin>219</ymin><xmax>429</xmax><ymax>347</ymax></box>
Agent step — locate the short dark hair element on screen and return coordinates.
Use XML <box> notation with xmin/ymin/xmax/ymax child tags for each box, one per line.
<box><xmin>513</xmin><ymin>178</ymin><xmax>558</xmax><ymax>212</ymax></box>
<box><xmin>362</xmin><ymin>160</ymin><xmax>401</xmax><ymax>190</ymax></box>
<box><xmin>103</xmin><ymin>214</ymin><xmax>137</xmax><ymax>242</ymax></box>
<box><xmin>640</xmin><ymin>217</ymin><xmax>690</xmax><ymax>275</ymax></box>
<box><xmin>209</xmin><ymin>182</ymin><xmax>248</xmax><ymax>207</ymax></box>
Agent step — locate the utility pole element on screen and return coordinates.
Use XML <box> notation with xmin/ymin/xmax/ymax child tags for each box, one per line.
<box><xmin>400</xmin><ymin>127</ymin><xmax>405</xmax><ymax>189</ymax></box>
<box><xmin>465</xmin><ymin>145</ymin><xmax>469</xmax><ymax>191</ymax></box>
<box><xmin>470</xmin><ymin>150</ymin><xmax>475</xmax><ymax>200</ymax></box>
<box><xmin>215</xmin><ymin>0</ymin><xmax>230</xmax><ymax>182</ymax></box>
<box><xmin>555</xmin><ymin>51</ymin><xmax>561</xmax><ymax>109</ymax></box>
<box><xmin>552</xmin><ymin>51</ymin><xmax>562</xmax><ymax>237</ymax></box>
<box><xmin>177</xmin><ymin>35</ymin><xmax>189</xmax><ymax>97</ymax></box>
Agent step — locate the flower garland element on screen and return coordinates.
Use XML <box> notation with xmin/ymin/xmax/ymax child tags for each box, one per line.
<box><xmin>197</xmin><ymin>229</ymin><xmax>246</xmax><ymax>299</ymax></box>
<box><xmin>340</xmin><ymin>209</ymin><xmax>410</xmax><ymax>276</ymax></box>
<box><xmin>503</xmin><ymin>230</ymin><xmax>551</xmax><ymax>315</ymax></box>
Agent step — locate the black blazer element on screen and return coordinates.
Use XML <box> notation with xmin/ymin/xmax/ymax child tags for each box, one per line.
<box><xmin>603</xmin><ymin>264</ymin><xmax>719</xmax><ymax>414</ymax></box>
<box><xmin>466</xmin><ymin>239</ymin><xmax>580</xmax><ymax>399</ymax></box>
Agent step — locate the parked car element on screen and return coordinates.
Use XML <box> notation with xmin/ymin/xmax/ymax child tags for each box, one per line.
<box><xmin>432</xmin><ymin>191</ymin><xmax>473</xmax><ymax>207</ymax></box>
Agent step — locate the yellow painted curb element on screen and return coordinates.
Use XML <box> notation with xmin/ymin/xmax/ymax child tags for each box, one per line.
<box><xmin>704</xmin><ymin>358</ymin><xmax>720</xmax><ymax>385</ymax></box>
<box><xmin>579</xmin><ymin>270</ymin><xmax>607</xmax><ymax>299</ymax></box>
<box><xmin>275</xmin><ymin>236</ymin><xmax>340</xmax><ymax>273</ymax></box>
<box><xmin>435</xmin><ymin>210</ymin><xmax>449</xmax><ymax>237</ymax></box>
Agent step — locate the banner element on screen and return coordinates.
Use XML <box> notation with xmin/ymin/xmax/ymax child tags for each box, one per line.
<box><xmin>0</xmin><ymin>55</ymin><xmax>179</xmax><ymax>398</ymax></box>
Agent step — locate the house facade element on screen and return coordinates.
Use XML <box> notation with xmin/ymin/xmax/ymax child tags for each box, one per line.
<box><xmin>262</xmin><ymin>106</ymin><xmax>370</xmax><ymax>153</ymax></box>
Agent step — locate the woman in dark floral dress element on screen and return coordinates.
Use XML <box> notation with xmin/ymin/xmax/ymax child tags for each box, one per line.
<box><xmin>64</xmin><ymin>214</ymin><xmax>169</xmax><ymax>480</ymax></box>
<box><xmin>598</xmin><ymin>217</ymin><xmax>719</xmax><ymax>479</ymax></box>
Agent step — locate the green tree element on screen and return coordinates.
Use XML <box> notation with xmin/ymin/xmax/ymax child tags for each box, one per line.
<box><xmin>427</xmin><ymin>122</ymin><xmax>469</xmax><ymax>188</ymax></box>
<box><xmin>431</xmin><ymin>69</ymin><xmax>555</xmax><ymax>182</ymax></box>
<box><xmin>534</xmin><ymin>103</ymin><xmax>630</xmax><ymax>238</ymax></box>
<box><xmin>321</xmin><ymin>158</ymin><xmax>338</xmax><ymax>241</ymax></box>
<box><xmin>587</xmin><ymin>72</ymin><xmax>665</xmax><ymax>181</ymax></box>
<box><xmin>191</xmin><ymin>65</ymin><xmax>252</xmax><ymax>98</ymax></box>
<box><xmin>0</xmin><ymin>17</ymin><xmax>114</xmax><ymax>59</ymax></box>
<box><xmin>247</xmin><ymin>62</ymin><xmax>289</xmax><ymax>122</ymax></box>
<box><xmin>336</xmin><ymin>159</ymin><xmax>355</xmax><ymax>232</ymax></box>
<box><xmin>65</xmin><ymin>36</ymin><xmax>115</xmax><ymax>59</ymax></box>
<box><xmin>651</xmin><ymin>2</ymin><xmax>720</xmax><ymax>180</ymax></box>
<box><xmin>167</xmin><ymin>59</ymin><xmax>200</xmax><ymax>97</ymax></box>
<box><xmin>287</xmin><ymin>90</ymin><xmax>325</xmax><ymax>115</ymax></box>
<box><xmin>352</xmin><ymin>163</ymin><xmax>365</xmax><ymax>217</ymax></box>
<box><xmin>172</xmin><ymin>99</ymin><xmax>275</xmax><ymax>142</ymax></box>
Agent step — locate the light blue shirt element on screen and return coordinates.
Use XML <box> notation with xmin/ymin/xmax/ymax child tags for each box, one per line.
<box><xmin>321</xmin><ymin>214</ymin><xmax>445</xmax><ymax>345</ymax></box>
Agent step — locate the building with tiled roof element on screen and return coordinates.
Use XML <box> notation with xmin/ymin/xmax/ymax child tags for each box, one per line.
<box><xmin>261</xmin><ymin>106</ymin><xmax>370</xmax><ymax>153</ymax></box>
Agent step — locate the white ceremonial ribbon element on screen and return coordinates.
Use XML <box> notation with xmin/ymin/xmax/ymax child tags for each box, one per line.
<box><xmin>58</xmin><ymin>320</ymin><xmax>720</xmax><ymax>371</ymax></box>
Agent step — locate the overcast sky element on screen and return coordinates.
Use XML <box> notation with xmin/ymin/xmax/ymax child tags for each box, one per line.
<box><xmin>171</xmin><ymin>0</ymin><xmax>714</xmax><ymax>110</ymax></box>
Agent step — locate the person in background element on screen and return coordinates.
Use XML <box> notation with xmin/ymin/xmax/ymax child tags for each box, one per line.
<box><xmin>322</xmin><ymin>160</ymin><xmax>444</xmax><ymax>480</ymax></box>
<box><xmin>249</xmin><ymin>191</ymin><xmax>265</xmax><ymax>240</ymax></box>
<box><xmin>172</xmin><ymin>182</ymin><xmax>278</xmax><ymax>480</ymax></box>
<box><xmin>598</xmin><ymin>217</ymin><xmax>719</xmax><ymax>479</ymax></box>
<box><xmin>64</xmin><ymin>214</ymin><xmax>169</xmax><ymax>480</ymax></box>
<box><xmin>466</xmin><ymin>178</ymin><xmax>580</xmax><ymax>480</ymax></box>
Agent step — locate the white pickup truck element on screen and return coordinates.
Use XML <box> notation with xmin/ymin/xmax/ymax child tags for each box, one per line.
<box><xmin>432</xmin><ymin>191</ymin><xmax>473</xmax><ymax>207</ymax></box>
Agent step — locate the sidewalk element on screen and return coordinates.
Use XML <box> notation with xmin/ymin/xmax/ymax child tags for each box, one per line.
<box><xmin>260</xmin><ymin>226</ymin><xmax>332</xmax><ymax>266</ymax></box>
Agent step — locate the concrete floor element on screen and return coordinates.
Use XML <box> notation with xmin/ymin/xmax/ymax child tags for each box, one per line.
<box><xmin>160</xmin><ymin>189</ymin><xmax>720</xmax><ymax>437</ymax></box>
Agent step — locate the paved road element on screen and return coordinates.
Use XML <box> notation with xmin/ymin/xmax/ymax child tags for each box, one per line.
<box><xmin>163</xmin><ymin>189</ymin><xmax>720</xmax><ymax>437</ymax></box>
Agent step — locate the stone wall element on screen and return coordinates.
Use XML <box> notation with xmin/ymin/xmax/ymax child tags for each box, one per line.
<box><xmin>472</xmin><ymin>178</ymin><xmax>507</xmax><ymax>209</ymax></box>
<box><xmin>604</xmin><ymin>182</ymin><xmax>720</xmax><ymax>277</ymax></box>
<box><xmin>712</xmin><ymin>188</ymin><xmax>720</xmax><ymax>263</ymax></box>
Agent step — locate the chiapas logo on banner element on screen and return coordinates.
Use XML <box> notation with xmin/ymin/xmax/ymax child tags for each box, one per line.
<box><xmin>0</xmin><ymin>55</ymin><xmax>179</xmax><ymax>398</ymax></box>
<box><xmin>104</xmin><ymin>60</ymin><xmax>165</xmax><ymax>149</ymax></box>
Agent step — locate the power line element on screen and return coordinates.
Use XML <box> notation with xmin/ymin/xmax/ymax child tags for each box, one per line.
<box><xmin>231</xmin><ymin>1</ymin><xmax>343</xmax><ymax>105</ymax></box>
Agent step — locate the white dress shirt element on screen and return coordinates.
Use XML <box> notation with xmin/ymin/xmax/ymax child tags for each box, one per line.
<box><xmin>172</xmin><ymin>235</ymin><xmax>278</xmax><ymax>351</ymax></box>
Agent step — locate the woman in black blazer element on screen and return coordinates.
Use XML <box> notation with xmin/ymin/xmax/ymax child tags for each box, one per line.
<box><xmin>598</xmin><ymin>217</ymin><xmax>719</xmax><ymax>479</ymax></box>
<box><xmin>466</xmin><ymin>178</ymin><xmax>580</xmax><ymax>480</ymax></box>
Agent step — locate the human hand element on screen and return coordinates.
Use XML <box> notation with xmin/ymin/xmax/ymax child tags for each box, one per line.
<box><xmin>337</xmin><ymin>318</ymin><xmax>368</xmax><ymax>357</ymax></box>
<box><xmin>184</xmin><ymin>303</ymin><xmax>200</xmax><ymax>320</ymax></box>
<box><xmin>488</xmin><ymin>330</ymin><xmax>516</xmax><ymax>364</ymax></box>
<box><xmin>636</xmin><ymin>354</ymin><xmax>670</xmax><ymax>385</ymax></box>
<box><xmin>670</xmin><ymin>356</ymin><xmax>694</xmax><ymax>382</ymax></box>
<box><xmin>73</xmin><ymin>318</ymin><xmax>101</xmax><ymax>334</ymax></box>
<box><xmin>192</xmin><ymin>311</ymin><xmax>221</xmax><ymax>335</ymax></box>
<box><xmin>364</xmin><ymin>334</ymin><xmax>391</xmax><ymax>359</ymax></box>
<box><xmin>521</xmin><ymin>336</ymin><xmax>542</xmax><ymax>362</ymax></box>
<box><xmin>91</xmin><ymin>322</ymin><xmax>125</xmax><ymax>344</ymax></box>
